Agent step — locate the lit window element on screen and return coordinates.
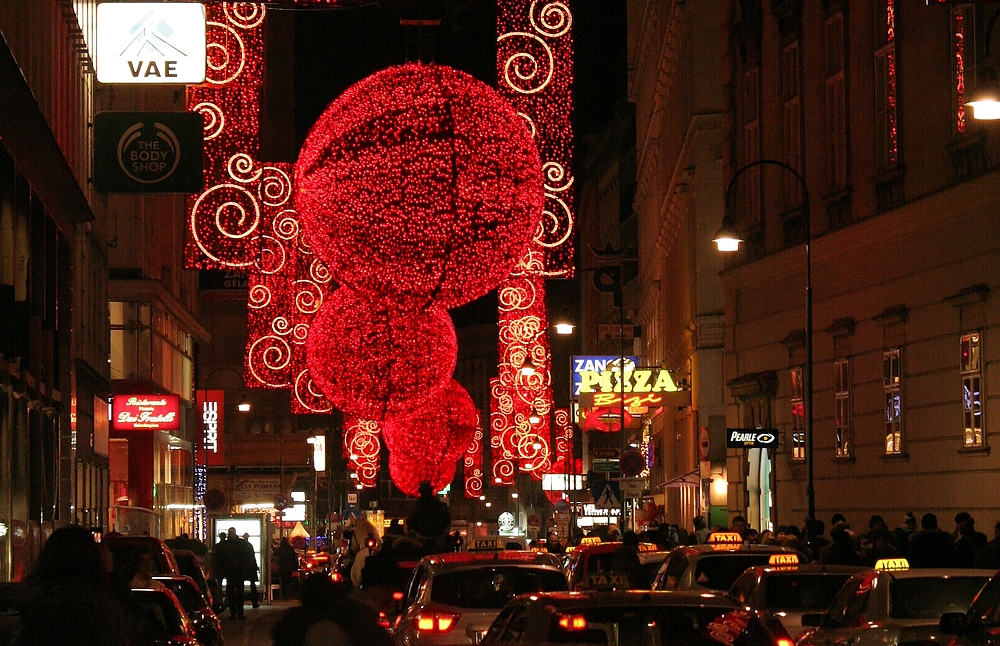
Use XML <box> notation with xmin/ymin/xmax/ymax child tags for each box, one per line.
<box><xmin>961</xmin><ymin>333</ymin><xmax>983</xmax><ymax>448</ymax></box>
<box><xmin>790</xmin><ymin>367</ymin><xmax>805</xmax><ymax>460</ymax></box>
<box><xmin>835</xmin><ymin>359</ymin><xmax>852</xmax><ymax>458</ymax></box>
<box><xmin>875</xmin><ymin>0</ymin><xmax>899</xmax><ymax>170</ymax></box>
<box><xmin>884</xmin><ymin>349</ymin><xmax>902</xmax><ymax>455</ymax></box>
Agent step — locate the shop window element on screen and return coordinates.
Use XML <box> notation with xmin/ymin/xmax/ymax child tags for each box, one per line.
<box><xmin>835</xmin><ymin>359</ymin><xmax>852</xmax><ymax>458</ymax></box>
<box><xmin>790</xmin><ymin>367</ymin><xmax>805</xmax><ymax>460</ymax></box>
<box><xmin>962</xmin><ymin>332</ymin><xmax>983</xmax><ymax>448</ymax></box>
<box><xmin>884</xmin><ymin>349</ymin><xmax>903</xmax><ymax>454</ymax></box>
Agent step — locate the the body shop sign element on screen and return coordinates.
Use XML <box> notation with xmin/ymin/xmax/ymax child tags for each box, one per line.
<box><xmin>196</xmin><ymin>390</ymin><xmax>225</xmax><ymax>466</ymax></box>
<box><xmin>112</xmin><ymin>395</ymin><xmax>180</xmax><ymax>431</ymax></box>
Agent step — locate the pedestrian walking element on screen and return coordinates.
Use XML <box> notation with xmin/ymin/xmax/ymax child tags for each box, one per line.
<box><xmin>217</xmin><ymin>527</ymin><xmax>248</xmax><ymax>619</ymax></box>
<box><xmin>275</xmin><ymin>537</ymin><xmax>300</xmax><ymax>599</ymax></box>
<box><xmin>954</xmin><ymin>512</ymin><xmax>988</xmax><ymax>568</ymax></box>
<box><xmin>241</xmin><ymin>533</ymin><xmax>261</xmax><ymax>608</ymax></box>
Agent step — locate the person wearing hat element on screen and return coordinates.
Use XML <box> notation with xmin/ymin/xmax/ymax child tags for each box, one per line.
<box><xmin>954</xmin><ymin>512</ymin><xmax>988</xmax><ymax>567</ymax></box>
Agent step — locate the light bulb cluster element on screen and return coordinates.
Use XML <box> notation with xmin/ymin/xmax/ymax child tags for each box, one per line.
<box><xmin>306</xmin><ymin>288</ymin><xmax>458</xmax><ymax>421</ymax></box>
<box><xmin>383</xmin><ymin>380</ymin><xmax>479</xmax><ymax>496</ymax></box>
<box><xmin>295</xmin><ymin>62</ymin><xmax>544</xmax><ymax>311</ymax></box>
<box><xmin>463</xmin><ymin>413</ymin><xmax>484</xmax><ymax>499</ymax></box>
<box><xmin>497</xmin><ymin>0</ymin><xmax>576</xmax><ymax>277</ymax></box>
<box><xmin>344</xmin><ymin>417</ymin><xmax>381</xmax><ymax>488</ymax></box>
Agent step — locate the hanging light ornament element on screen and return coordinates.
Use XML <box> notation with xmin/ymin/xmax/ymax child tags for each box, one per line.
<box><xmin>382</xmin><ymin>380</ymin><xmax>479</xmax><ymax>495</ymax></box>
<box><xmin>295</xmin><ymin>62</ymin><xmax>544</xmax><ymax>310</ymax></box>
<box><xmin>306</xmin><ymin>288</ymin><xmax>457</xmax><ymax>421</ymax></box>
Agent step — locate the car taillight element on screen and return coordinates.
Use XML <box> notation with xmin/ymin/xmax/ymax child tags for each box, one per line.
<box><xmin>378</xmin><ymin>611</ymin><xmax>391</xmax><ymax>629</ymax></box>
<box><xmin>330</xmin><ymin>571</ymin><xmax>342</xmax><ymax>583</ymax></box>
<box><xmin>775</xmin><ymin>640</ymin><xmax>793</xmax><ymax>646</ymax></box>
<box><xmin>557</xmin><ymin>614</ymin><xmax>588</xmax><ymax>630</ymax></box>
<box><xmin>414</xmin><ymin>611</ymin><xmax>460</xmax><ymax>633</ymax></box>
<box><xmin>393</xmin><ymin>591</ymin><xmax>404</xmax><ymax>601</ymax></box>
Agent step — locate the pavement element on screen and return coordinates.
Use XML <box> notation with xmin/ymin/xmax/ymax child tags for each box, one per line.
<box><xmin>221</xmin><ymin>599</ymin><xmax>298</xmax><ymax>646</ymax></box>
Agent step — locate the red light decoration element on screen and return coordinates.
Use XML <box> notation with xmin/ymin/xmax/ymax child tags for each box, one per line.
<box><xmin>295</xmin><ymin>62</ymin><xmax>544</xmax><ymax>311</ymax></box>
<box><xmin>344</xmin><ymin>417</ymin><xmax>381</xmax><ymax>488</ymax></box>
<box><xmin>497</xmin><ymin>0</ymin><xmax>575</xmax><ymax>278</ymax></box>
<box><xmin>383</xmin><ymin>380</ymin><xmax>479</xmax><ymax>496</ymax></box>
<box><xmin>463</xmin><ymin>413</ymin><xmax>484</xmax><ymax>499</ymax></box>
<box><xmin>306</xmin><ymin>288</ymin><xmax>457</xmax><ymax>421</ymax></box>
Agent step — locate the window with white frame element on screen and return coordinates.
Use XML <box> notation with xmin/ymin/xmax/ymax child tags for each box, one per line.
<box><xmin>835</xmin><ymin>358</ymin><xmax>852</xmax><ymax>458</ymax></box>
<box><xmin>790</xmin><ymin>367</ymin><xmax>805</xmax><ymax>460</ymax></box>
<box><xmin>884</xmin><ymin>349</ymin><xmax>902</xmax><ymax>454</ymax></box>
<box><xmin>962</xmin><ymin>332</ymin><xmax>983</xmax><ymax>447</ymax></box>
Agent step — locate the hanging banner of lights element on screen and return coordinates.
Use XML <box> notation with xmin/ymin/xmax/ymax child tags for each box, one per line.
<box><xmin>343</xmin><ymin>417</ymin><xmax>381</xmax><ymax>488</ymax></box>
<box><xmin>497</xmin><ymin>0</ymin><xmax>575</xmax><ymax>277</ymax></box>
<box><xmin>463</xmin><ymin>413</ymin><xmax>485</xmax><ymax>499</ymax></box>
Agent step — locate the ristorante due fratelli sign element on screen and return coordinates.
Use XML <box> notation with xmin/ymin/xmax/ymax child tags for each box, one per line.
<box><xmin>112</xmin><ymin>395</ymin><xmax>180</xmax><ymax>431</ymax></box>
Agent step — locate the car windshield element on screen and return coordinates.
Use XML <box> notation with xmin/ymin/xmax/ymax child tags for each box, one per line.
<box><xmin>546</xmin><ymin>604</ymin><xmax>738</xmax><ymax>645</ymax></box>
<box><xmin>890</xmin><ymin>576</ymin><xmax>989</xmax><ymax>619</ymax></box>
<box><xmin>431</xmin><ymin>567</ymin><xmax>566</xmax><ymax>609</ymax></box>
<box><xmin>131</xmin><ymin>593</ymin><xmax>182</xmax><ymax>641</ymax></box>
<box><xmin>763</xmin><ymin>573</ymin><xmax>855</xmax><ymax>611</ymax></box>
<box><xmin>694</xmin><ymin>554</ymin><xmax>782</xmax><ymax>591</ymax></box>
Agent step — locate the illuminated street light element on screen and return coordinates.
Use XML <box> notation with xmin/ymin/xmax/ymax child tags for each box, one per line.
<box><xmin>511</xmin><ymin>492</ymin><xmax>519</xmax><ymax>499</ymax></box>
<box><xmin>519</xmin><ymin>356</ymin><xmax>536</xmax><ymax>377</ymax></box>
<box><xmin>969</xmin><ymin>68</ymin><xmax>1000</xmax><ymax>120</ymax></box>
<box><xmin>713</xmin><ymin>218</ymin><xmax>742</xmax><ymax>252</ymax></box>
<box><xmin>554</xmin><ymin>322</ymin><xmax>575</xmax><ymax>335</ymax></box>
<box><xmin>528</xmin><ymin>407</ymin><xmax>541</xmax><ymax>425</ymax></box>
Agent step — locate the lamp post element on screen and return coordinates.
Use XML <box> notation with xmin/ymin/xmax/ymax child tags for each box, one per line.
<box><xmin>714</xmin><ymin>159</ymin><xmax>814</xmax><ymax>529</ymax></box>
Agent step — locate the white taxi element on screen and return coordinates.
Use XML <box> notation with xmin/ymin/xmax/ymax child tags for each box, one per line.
<box><xmin>797</xmin><ymin>558</ymin><xmax>992</xmax><ymax>646</ymax></box>
<box><xmin>393</xmin><ymin>540</ymin><xmax>567</xmax><ymax>645</ymax></box>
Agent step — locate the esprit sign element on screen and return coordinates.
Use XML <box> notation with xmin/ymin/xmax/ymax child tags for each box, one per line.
<box><xmin>112</xmin><ymin>395</ymin><xmax>180</xmax><ymax>431</ymax></box>
<box><xmin>578</xmin><ymin>367</ymin><xmax>681</xmax><ymax>394</ymax></box>
<box><xmin>95</xmin><ymin>3</ymin><xmax>206</xmax><ymax>84</ymax></box>
<box><xmin>196</xmin><ymin>390</ymin><xmax>225</xmax><ymax>466</ymax></box>
<box><xmin>725</xmin><ymin>428</ymin><xmax>779</xmax><ymax>449</ymax></box>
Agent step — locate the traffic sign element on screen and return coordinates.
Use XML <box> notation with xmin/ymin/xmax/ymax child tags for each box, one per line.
<box><xmin>620</xmin><ymin>450</ymin><xmax>644</xmax><ymax>477</ymax></box>
<box><xmin>592</xmin><ymin>448</ymin><xmax>620</xmax><ymax>460</ymax></box>
<box><xmin>274</xmin><ymin>495</ymin><xmax>289</xmax><ymax>511</ymax></box>
<box><xmin>594</xmin><ymin>481</ymin><xmax>621</xmax><ymax>510</ymax></box>
<box><xmin>204</xmin><ymin>488</ymin><xmax>226</xmax><ymax>512</ymax></box>
<box><xmin>619</xmin><ymin>477</ymin><xmax>647</xmax><ymax>498</ymax></box>
<box><xmin>527</xmin><ymin>513</ymin><xmax>542</xmax><ymax>529</ymax></box>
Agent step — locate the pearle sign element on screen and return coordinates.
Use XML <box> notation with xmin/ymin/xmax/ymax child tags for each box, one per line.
<box><xmin>95</xmin><ymin>3</ymin><xmax>206</xmax><ymax>84</ymax></box>
<box><xmin>112</xmin><ymin>395</ymin><xmax>181</xmax><ymax>431</ymax></box>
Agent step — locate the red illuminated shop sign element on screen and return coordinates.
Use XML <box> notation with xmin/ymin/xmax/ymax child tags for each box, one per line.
<box><xmin>112</xmin><ymin>394</ymin><xmax>180</xmax><ymax>431</ymax></box>
<box><xmin>196</xmin><ymin>390</ymin><xmax>225</xmax><ymax>466</ymax></box>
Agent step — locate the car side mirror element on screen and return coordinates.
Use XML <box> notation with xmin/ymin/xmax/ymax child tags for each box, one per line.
<box><xmin>939</xmin><ymin>612</ymin><xmax>967</xmax><ymax>635</ymax></box>
<box><xmin>800</xmin><ymin>613</ymin><xmax>824</xmax><ymax>628</ymax></box>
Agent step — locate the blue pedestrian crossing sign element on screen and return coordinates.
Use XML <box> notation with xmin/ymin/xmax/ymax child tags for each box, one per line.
<box><xmin>592</xmin><ymin>478</ymin><xmax>621</xmax><ymax>510</ymax></box>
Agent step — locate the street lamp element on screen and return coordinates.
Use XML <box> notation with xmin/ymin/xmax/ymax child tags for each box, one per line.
<box><xmin>519</xmin><ymin>356</ymin><xmax>537</xmax><ymax>377</ymax></box>
<box><xmin>717</xmin><ymin>159</ymin><xmax>814</xmax><ymax>529</ymax></box>
<box><xmin>968</xmin><ymin>67</ymin><xmax>1000</xmax><ymax>120</ymax></box>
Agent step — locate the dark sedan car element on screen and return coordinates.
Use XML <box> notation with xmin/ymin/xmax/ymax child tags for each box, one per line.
<box><xmin>154</xmin><ymin>575</ymin><xmax>223</xmax><ymax>645</ymax></box>
<box><xmin>129</xmin><ymin>587</ymin><xmax>200</xmax><ymax>646</ymax></box>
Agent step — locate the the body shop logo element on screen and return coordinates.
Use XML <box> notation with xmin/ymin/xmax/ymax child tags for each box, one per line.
<box><xmin>726</xmin><ymin>429</ymin><xmax>779</xmax><ymax>449</ymax></box>
<box><xmin>96</xmin><ymin>3</ymin><xmax>206</xmax><ymax>85</ymax></box>
<box><xmin>117</xmin><ymin>121</ymin><xmax>182</xmax><ymax>184</ymax></box>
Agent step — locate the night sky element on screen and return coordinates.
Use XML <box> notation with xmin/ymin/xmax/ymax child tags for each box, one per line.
<box><xmin>282</xmin><ymin>0</ymin><xmax>627</xmax><ymax>325</ymax></box>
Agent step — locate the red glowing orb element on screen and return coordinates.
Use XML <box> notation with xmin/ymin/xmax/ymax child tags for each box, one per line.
<box><xmin>295</xmin><ymin>62</ymin><xmax>543</xmax><ymax>310</ymax></box>
<box><xmin>306</xmin><ymin>288</ymin><xmax>457</xmax><ymax>421</ymax></box>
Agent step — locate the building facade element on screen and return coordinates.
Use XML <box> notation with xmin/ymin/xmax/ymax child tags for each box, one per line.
<box><xmin>720</xmin><ymin>0</ymin><xmax>1000</xmax><ymax>531</ymax></box>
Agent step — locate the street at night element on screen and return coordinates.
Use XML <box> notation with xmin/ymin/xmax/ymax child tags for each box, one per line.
<box><xmin>3</xmin><ymin>0</ymin><xmax>1000</xmax><ymax>644</ymax></box>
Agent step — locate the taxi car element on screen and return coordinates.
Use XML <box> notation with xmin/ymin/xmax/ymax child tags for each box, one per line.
<box><xmin>393</xmin><ymin>541</ymin><xmax>567</xmax><ymax>645</ymax></box>
<box><xmin>479</xmin><ymin>590</ymin><xmax>794</xmax><ymax>646</ymax></box>
<box><xmin>727</xmin><ymin>555</ymin><xmax>867</xmax><ymax>639</ymax></box>
<box><xmin>651</xmin><ymin>532</ymin><xmax>804</xmax><ymax>593</ymax></box>
<box><xmin>796</xmin><ymin>558</ymin><xmax>993</xmax><ymax>646</ymax></box>
<box><xmin>564</xmin><ymin>536</ymin><xmax>668</xmax><ymax>590</ymax></box>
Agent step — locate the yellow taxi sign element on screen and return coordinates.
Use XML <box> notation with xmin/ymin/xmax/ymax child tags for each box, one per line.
<box><xmin>637</xmin><ymin>542</ymin><xmax>661</xmax><ymax>553</ymax></box>
<box><xmin>875</xmin><ymin>558</ymin><xmax>909</xmax><ymax>571</ymax></box>
<box><xmin>707</xmin><ymin>532</ymin><xmax>744</xmax><ymax>546</ymax></box>
<box><xmin>470</xmin><ymin>538</ymin><xmax>505</xmax><ymax>551</ymax></box>
<box><xmin>579</xmin><ymin>536</ymin><xmax>602</xmax><ymax>546</ymax></box>
<box><xmin>768</xmin><ymin>553</ymin><xmax>799</xmax><ymax>566</ymax></box>
<box><xmin>587</xmin><ymin>573</ymin><xmax>630</xmax><ymax>589</ymax></box>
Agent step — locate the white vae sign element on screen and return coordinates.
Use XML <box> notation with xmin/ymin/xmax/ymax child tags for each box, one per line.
<box><xmin>96</xmin><ymin>3</ymin><xmax>206</xmax><ymax>84</ymax></box>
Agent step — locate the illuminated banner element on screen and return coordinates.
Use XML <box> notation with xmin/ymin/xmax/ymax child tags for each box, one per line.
<box><xmin>726</xmin><ymin>428</ymin><xmax>779</xmax><ymax>449</ymax></box>
<box><xmin>95</xmin><ymin>3</ymin><xmax>206</xmax><ymax>84</ymax></box>
<box><xmin>578</xmin><ymin>366</ymin><xmax>681</xmax><ymax>395</ymax></box>
<box><xmin>196</xmin><ymin>390</ymin><xmax>225</xmax><ymax>466</ymax></box>
<box><xmin>571</xmin><ymin>356</ymin><xmax>638</xmax><ymax>399</ymax></box>
<box><xmin>112</xmin><ymin>395</ymin><xmax>180</xmax><ymax>431</ymax></box>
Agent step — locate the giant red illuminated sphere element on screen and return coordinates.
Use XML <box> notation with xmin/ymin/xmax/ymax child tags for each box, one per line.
<box><xmin>295</xmin><ymin>62</ymin><xmax>544</xmax><ymax>310</ymax></box>
<box><xmin>306</xmin><ymin>288</ymin><xmax>457</xmax><ymax>421</ymax></box>
<box><xmin>382</xmin><ymin>380</ymin><xmax>479</xmax><ymax>495</ymax></box>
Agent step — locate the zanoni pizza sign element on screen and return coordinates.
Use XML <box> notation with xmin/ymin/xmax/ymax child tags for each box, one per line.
<box><xmin>112</xmin><ymin>395</ymin><xmax>180</xmax><ymax>431</ymax></box>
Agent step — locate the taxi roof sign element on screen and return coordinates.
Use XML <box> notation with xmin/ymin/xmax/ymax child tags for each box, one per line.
<box><xmin>586</xmin><ymin>573</ymin><xmax>630</xmax><ymax>589</ymax></box>
<box><xmin>578</xmin><ymin>536</ymin><xmax>603</xmax><ymax>546</ymax></box>
<box><xmin>637</xmin><ymin>542</ymin><xmax>661</xmax><ymax>553</ymax></box>
<box><xmin>768</xmin><ymin>553</ymin><xmax>799</xmax><ymax>566</ymax></box>
<box><xmin>875</xmin><ymin>557</ymin><xmax>909</xmax><ymax>571</ymax></box>
<box><xmin>470</xmin><ymin>538</ymin><xmax>505</xmax><ymax>552</ymax></box>
<box><xmin>707</xmin><ymin>532</ymin><xmax>744</xmax><ymax>545</ymax></box>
